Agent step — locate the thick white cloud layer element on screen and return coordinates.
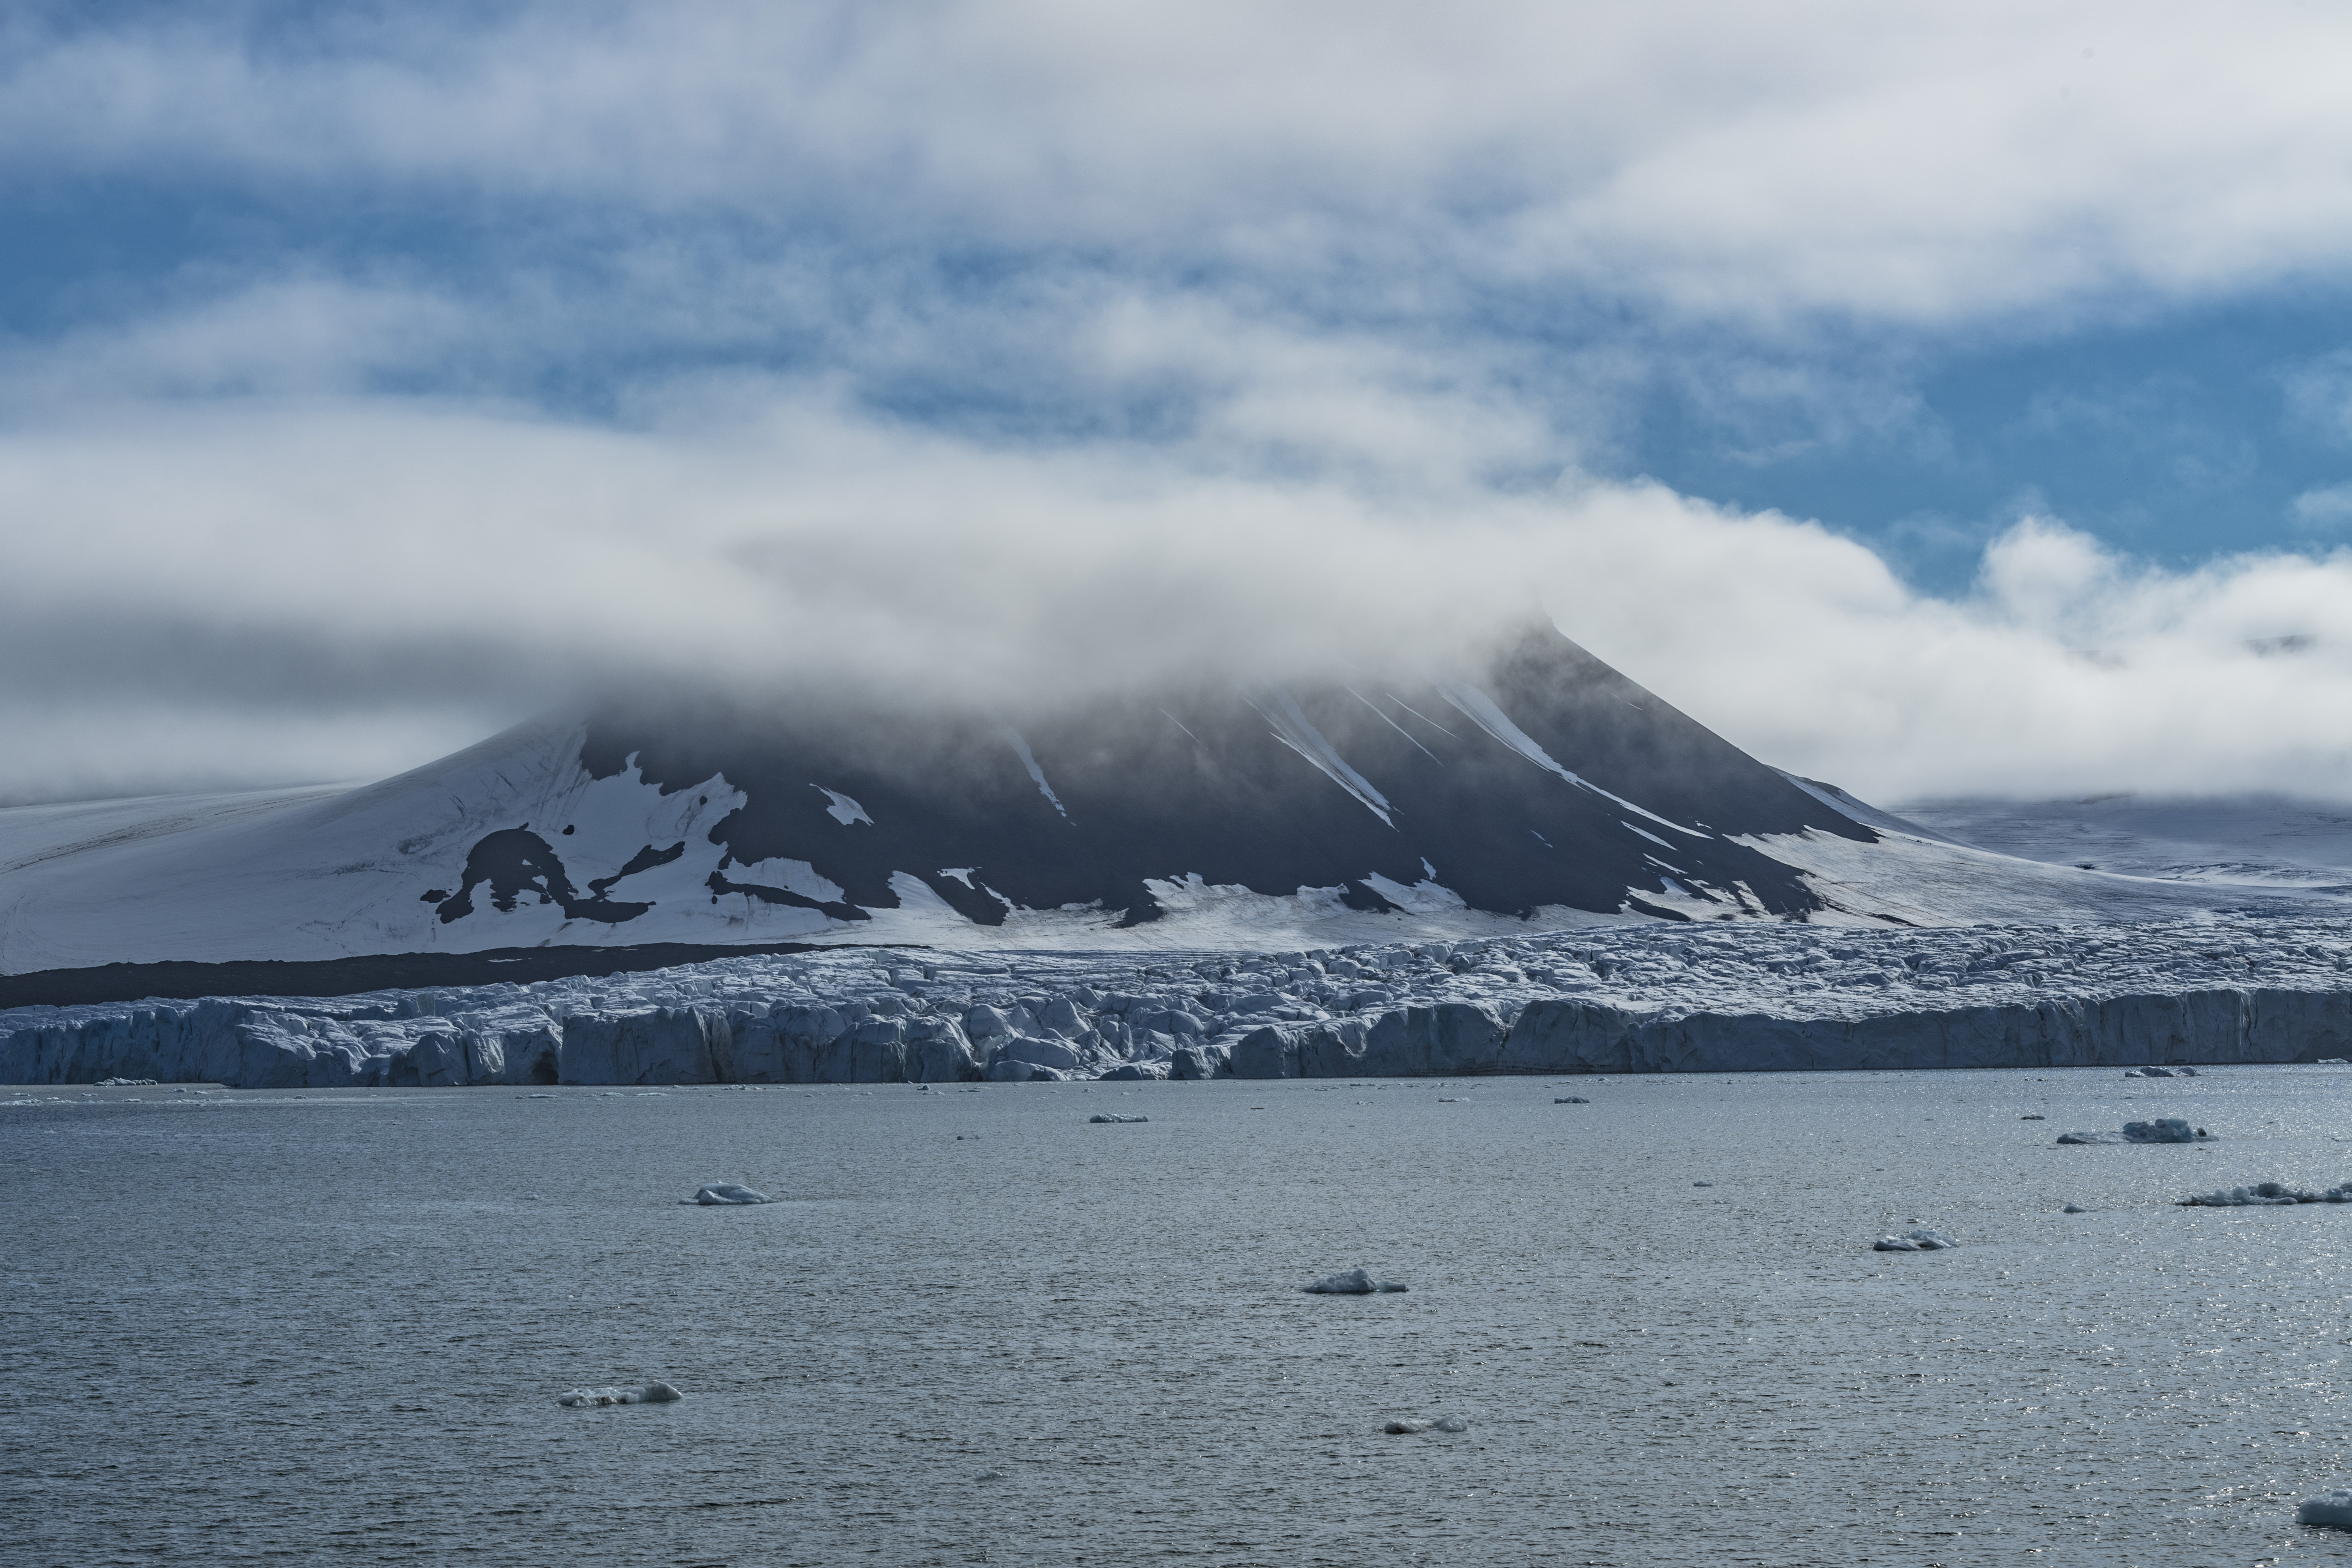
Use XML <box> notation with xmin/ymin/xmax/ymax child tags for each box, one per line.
<box><xmin>5</xmin><ymin>364</ymin><xmax>2352</xmax><ymax>806</ymax></box>
<box><xmin>9</xmin><ymin>3</ymin><xmax>2352</xmax><ymax>324</ymax></box>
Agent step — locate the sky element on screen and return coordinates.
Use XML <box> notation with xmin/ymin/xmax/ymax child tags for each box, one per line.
<box><xmin>9</xmin><ymin>1</ymin><xmax>2352</xmax><ymax>806</ymax></box>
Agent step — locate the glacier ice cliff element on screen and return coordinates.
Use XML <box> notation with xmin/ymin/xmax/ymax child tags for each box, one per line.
<box><xmin>10</xmin><ymin>913</ymin><xmax>2352</xmax><ymax>1088</ymax></box>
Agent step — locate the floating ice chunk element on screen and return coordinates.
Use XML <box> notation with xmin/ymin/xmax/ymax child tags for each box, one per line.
<box><xmin>2321</xmin><ymin>1059</ymin><xmax>2352</xmax><ymax>1066</ymax></box>
<box><xmin>2020</xmin><ymin>1114</ymin><xmax>2046</xmax><ymax>1120</ymax></box>
<box><xmin>1555</xmin><ymin>1096</ymin><xmax>1590</xmax><ymax>1104</ymax></box>
<box><xmin>2059</xmin><ymin>1119</ymin><xmax>2212</xmax><ymax>1144</ymax></box>
<box><xmin>1873</xmin><ymin>1228</ymin><xmax>1957</xmax><ymax>1251</ymax></box>
<box><xmin>1693</xmin><ymin>1180</ymin><xmax>1714</xmax><ymax>1187</ymax></box>
<box><xmin>2298</xmin><ymin>1489</ymin><xmax>2352</xmax><ymax>1527</ymax></box>
<box><xmin>2063</xmin><ymin>1203</ymin><xmax>2089</xmax><ymax>1213</ymax></box>
<box><xmin>558</xmin><ymin>1381</ymin><xmax>682</xmax><ymax>1407</ymax></box>
<box><xmin>1304</xmin><ymin>1267</ymin><xmax>1409</xmax><ymax>1294</ymax></box>
<box><xmin>95</xmin><ymin>1078</ymin><xmax>158</xmax><ymax>1086</ymax></box>
<box><xmin>2179</xmin><ymin>1181</ymin><xmax>2352</xmax><ymax>1206</ymax></box>
<box><xmin>1088</xmin><ymin>1113</ymin><xmax>1149</xmax><ymax>1124</ymax></box>
<box><xmin>1382</xmin><ymin>1416</ymin><xmax>1468</xmax><ymax>1435</ymax></box>
<box><xmin>681</xmin><ymin>1183</ymin><xmax>774</xmax><ymax>1205</ymax></box>
<box><xmin>2123</xmin><ymin>1067</ymin><xmax>2174</xmax><ymax>1078</ymax></box>
<box><xmin>2124</xmin><ymin>1119</ymin><xmax>2206</xmax><ymax>1143</ymax></box>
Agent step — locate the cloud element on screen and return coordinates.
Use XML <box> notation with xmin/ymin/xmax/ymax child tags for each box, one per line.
<box><xmin>6</xmin><ymin>350</ymin><xmax>2352</xmax><ymax>805</ymax></box>
<box><xmin>9</xmin><ymin>3</ymin><xmax>2352</xmax><ymax>328</ymax></box>
<box><xmin>2292</xmin><ymin>483</ymin><xmax>2352</xmax><ymax>532</ymax></box>
<box><xmin>2284</xmin><ymin>350</ymin><xmax>2352</xmax><ymax>446</ymax></box>
<box><xmin>6</xmin><ymin>4</ymin><xmax>2352</xmax><ymax>808</ymax></box>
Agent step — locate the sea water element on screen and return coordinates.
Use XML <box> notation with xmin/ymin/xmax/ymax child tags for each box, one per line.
<box><xmin>8</xmin><ymin>1068</ymin><xmax>2352</xmax><ymax>1566</ymax></box>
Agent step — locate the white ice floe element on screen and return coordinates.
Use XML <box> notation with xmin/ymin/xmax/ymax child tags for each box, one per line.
<box><xmin>1087</xmin><ymin>1113</ymin><xmax>1148</xmax><ymax>1123</ymax></box>
<box><xmin>1873</xmin><ymin>1228</ymin><xmax>1957</xmax><ymax>1251</ymax></box>
<box><xmin>2057</xmin><ymin>1118</ymin><xmax>2212</xmax><ymax>1144</ymax></box>
<box><xmin>1383</xmin><ymin>1416</ymin><xmax>1469</xmax><ymax>1435</ymax></box>
<box><xmin>681</xmin><ymin>1183</ymin><xmax>774</xmax><ymax>1205</ymax></box>
<box><xmin>2179</xmin><ymin>1181</ymin><xmax>2352</xmax><ymax>1207</ymax></box>
<box><xmin>1304</xmin><ymin>1267</ymin><xmax>1409</xmax><ymax>1294</ymax></box>
<box><xmin>557</xmin><ymin>1381</ymin><xmax>681</xmax><ymax>1407</ymax></box>
<box><xmin>2298</xmin><ymin>1489</ymin><xmax>2352</xmax><ymax>1527</ymax></box>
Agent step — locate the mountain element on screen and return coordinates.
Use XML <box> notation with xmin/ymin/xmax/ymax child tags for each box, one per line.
<box><xmin>0</xmin><ymin>622</ymin><xmax>2282</xmax><ymax>984</ymax></box>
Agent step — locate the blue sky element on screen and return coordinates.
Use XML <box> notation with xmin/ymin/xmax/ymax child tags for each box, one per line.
<box><xmin>8</xmin><ymin>2</ymin><xmax>2352</xmax><ymax>803</ymax></box>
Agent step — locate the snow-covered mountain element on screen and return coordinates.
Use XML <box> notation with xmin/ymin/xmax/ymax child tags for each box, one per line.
<box><xmin>0</xmin><ymin>623</ymin><xmax>2298</xmax><ymax>981</ymax></box>
<box><xmin>1897</xmin><ymin>794</ymin><xmax>2352</xmax><ymax>894</ymax></box>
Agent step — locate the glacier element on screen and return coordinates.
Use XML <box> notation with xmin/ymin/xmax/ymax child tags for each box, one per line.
<box><xmin>11</xmin><ymin>911</ymin><xmax>2352</xmax><ymax>1087</ymax></box>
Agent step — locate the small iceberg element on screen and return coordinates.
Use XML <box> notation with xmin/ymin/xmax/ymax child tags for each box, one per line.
<box><xmin>2180</xmin><ymin>1181</ymin><xmax>2352</xmax><ymax>1207</ymax></box>
<box><xmin>2123</xmin><ymin>1066</ymin><xmax>2175</xmax><ymax>1078</ymax></box>
<box><xmin>558</xmin><ymin>1381</ymin><xmax>681</xmax><ymax>1407</ymax></box>
<box><xmin>1305</xmin><ymin>1267</ymin><xmax>1409</xmax><ymax>1294</ymax></box>
<box><xmin>2300</xmin><ymin>1489</ymin><xmax>2352</xmax><ymax>1527</ymax></box>
<box><xmin>2020</xmin><ymin>1114</ymin><xmax>2045</xmax><ymax>1121</ymax></box>
<box><xmin>95</xmin><ymin>1078</ymin><xmax>158</xmax><ymax>1087</ymax></box>
<box><xmin>1383</xmin><ymin>1416</ymin><xmax>1469</xmax><ymax>1435</ymax></box>
<box><xmin>2058</xmin><ymin>1119</ymin><xmax>2211</xmax><ymax>1145</ymax></box>
<box><xmin>1554</xmin><ymin>1096</ymin><xmax>1590</xmax><ymax>1104</ymax></box>
<box><xmin>1088</xmin><ymin>1113</ymin><xmax>1149</xmax><ymax>1124</ymax></box>
<box><xmin>2124</xmin><ymin>1118</ymin><xmax>2210</xmax><ymax>1143</ymax></box>
<box><xmin>2062</xmin><ymin>1203</ymin><xmax>2089</xmax><ymax>1214</ymax></box>
<box><xmin>681</xmin><ymin>1183</ymin><xmax>775</xmax><ymax>1205</ymax></box>
<box><xmin>1873</xmin><ymin>1228</ymin><xmax>1957</xmax><ymax>1252</ymax></box>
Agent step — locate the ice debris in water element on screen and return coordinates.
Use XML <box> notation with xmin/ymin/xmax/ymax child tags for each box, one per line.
<box><xmin>681</xmin><ymin>1183</ymin><xmax>774</xmax><ymax>1205</ymax></box>
<box><xmin>2057</xmin><ymin>1118</ymin><xmax>2211</xmax><ymax>1144</ymax></box>
<box><xmin>1873</xmin><ymin>1228</ymin><xmax>1957</xmax><ymax>1252</ymax></box>
<box><xmin>2123</xmin><ymin>1066</ymin><xmax>2197</xmax><ymax>1077</ymax></box>
<box><xmin>558</xmin><ymin>1381</ymin><xmax>681</xmax><ymax>1407</ymax></box>
<box><xmin>95</xmin><ymin>1078</ymin><xmax>158</xmax><ymax>1086</ymax></box>
<box><xmin>2179</xmin><ymin>1181</ymin><xmax>2352</xmax><ymax>1207</ymax></box>
<box><xmin>1383</xmin><ymin>1416</ymin><xmax>1469</xmax><ymax>1435</ymax></box>
<box><xmin>1554</xmin><ymin>1096</ymin><xmax>1590</xmax><ymax>1104</ymax></box>
<box><xmin>1088</xmin><ymin>1113</ymin><xmax>1149</xmax><ymax>1124</ymax></box>
<box><xmin>2062</xmin><ymin>1203</ymin><xmax>2089</xmax><ymax>1213</ymax></box>
<box><xmin>2299</xmin><ymin>1489</ymin><xmax>2352</xmax><ymax>1527</ymax></box>
<box><xmin>1305</xmin><ymin>1267</ymin><xmax>1409</xmax><ymax>1294</ymax></box>
<box><xmin>2020</xmin><ymin>1114</ymin><xmax>2046</xmax><ymax>1120</ymax></box>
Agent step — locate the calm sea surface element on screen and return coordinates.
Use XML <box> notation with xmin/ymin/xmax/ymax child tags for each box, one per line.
<box><xmin>10</xmin><ymin>1068</ymin><xmax>2352</xmax><ymax>1567</ymax></box>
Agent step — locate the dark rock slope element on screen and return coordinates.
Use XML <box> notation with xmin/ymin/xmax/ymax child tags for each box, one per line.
<box><xmin>580</xmin><ymin>622</ymin><xmax>1875</xmax><ymax>927</ymax></box>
